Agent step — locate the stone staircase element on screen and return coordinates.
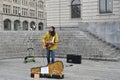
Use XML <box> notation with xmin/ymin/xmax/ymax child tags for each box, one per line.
<box><xmin>0</xmin><ymin>31</ymin><xmax>119</xmax><ymax>61</ymax></box>
<box><xmin>84</xmin><ymin>32</ymin><xmax>120</xmax><ymax>61</ymax></box>
<box><xmin>56</xmin><ymin>31</ymin><xmax>120</xmax><ymax>61</ymax></box>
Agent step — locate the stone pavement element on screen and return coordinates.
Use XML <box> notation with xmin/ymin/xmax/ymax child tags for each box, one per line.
<box><xmin>0</xmin><ymin>58</ymin><xmax>120</xmax><ymax>80</ymax></box>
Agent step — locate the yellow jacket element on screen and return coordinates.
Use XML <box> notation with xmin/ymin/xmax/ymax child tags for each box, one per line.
<box><xmin>42</xmin><ymin>32</ymin><xmax>59</xmax><ymax>50</ymax></box>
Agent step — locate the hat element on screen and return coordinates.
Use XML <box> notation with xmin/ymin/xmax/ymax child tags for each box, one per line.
<box><xmin>50</xmin><ymin>26</ymin><xmax>55</xmax><ymax>30</ymax></box>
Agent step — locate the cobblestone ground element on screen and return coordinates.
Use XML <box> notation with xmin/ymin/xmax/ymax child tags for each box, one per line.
<box><xmin>0</xmin><ymin>58</ymin><xmax>120</xmax><ymax>80</ymax></box>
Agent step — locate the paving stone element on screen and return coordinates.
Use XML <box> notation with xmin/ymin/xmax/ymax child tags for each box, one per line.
<box><xmin>0</xmin><ymin>58</ymin><xmax>120</xmax><ymax>80</ymax></box>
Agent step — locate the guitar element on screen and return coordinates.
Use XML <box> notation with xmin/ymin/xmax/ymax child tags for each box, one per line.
<box><xmin>42</xmin><ymin>41</ymin><xmax>54</xmax><ymax>49</ymax></box>
<box><xmin>42</xmin><ymin>36</ymin><xmax>55</xmax><ymax>49</ymax></box>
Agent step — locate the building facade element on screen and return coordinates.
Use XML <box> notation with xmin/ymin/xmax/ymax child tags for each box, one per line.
<box><xmin>46</xmin><ymin>0</ymin><xmax>120</xmax><ymax>47</ymax></box>
<box><xmin>0</xmin><ymin>0</ymin><xmax>46</xmax><ymax>31</ymax></box>
<box><xmin>46</xmin><ymin>0</ymin><xmax>82</xmax><ymax>28</ymax></box>
<box><xmin>46</xmin><ymin>0</ymin><xmax>120</xmax><ymax>27</ymax></box>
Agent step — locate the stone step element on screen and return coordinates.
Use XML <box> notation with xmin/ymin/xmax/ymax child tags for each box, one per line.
<box><xmin>0</xmin><ymin>31</ymin><xmax>119</xmax><ymax>60</ymax></box>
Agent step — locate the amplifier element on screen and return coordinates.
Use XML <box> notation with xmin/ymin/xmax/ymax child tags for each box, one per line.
<box><xmin>67</xmin><ymin>54</ymin><xmax>81</xmax><ymax>64</ymax></box>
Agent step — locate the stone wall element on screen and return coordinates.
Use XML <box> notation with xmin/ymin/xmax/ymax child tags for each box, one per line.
<box><xmin>46</xmin><ymin>0</ymin><xmax>120</xmax><ymax>28</ymax></box>
<box><xmin>82</xmin><ymin>0</ymin><xmax>120</xmax><ymax>22</ymax></box>
<box><xmin>79</xmin><ymin>21</ymin><xmax>120</xmax><ymax>48</ymax></box>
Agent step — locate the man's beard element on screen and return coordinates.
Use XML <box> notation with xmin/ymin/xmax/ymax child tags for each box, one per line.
<box><xmin>49</xmin><ymin>31</ymin><xmax>55</xmax><ymax>36</ymax></box>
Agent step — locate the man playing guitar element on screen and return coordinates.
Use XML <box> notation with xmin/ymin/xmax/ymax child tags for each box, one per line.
<box><xmin>42</xmin><ymin>26</ymin><xmax>59</xmax><ymax>64</ymax></box>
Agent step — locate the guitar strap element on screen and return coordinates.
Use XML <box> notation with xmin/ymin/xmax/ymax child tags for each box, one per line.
<box><xmin>49</xmin><ymin>32</ymin><xmax>55</xmax><ymax>43</ymax></box>
<box><xmin>46</xmin><ymin>33</ymin><xmax>56</xmax><ymax>50</ymax></box>
<box><xmin>52</xmin><ymin>36</ymin><xmax>55</xmax><ymax>43</ymax></box>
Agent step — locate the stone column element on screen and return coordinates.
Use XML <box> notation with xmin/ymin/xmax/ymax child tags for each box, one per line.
<box><xmin>35</xmin><ymin>21</ymin><xmax>38</xmax><ymax>31</ymax></box>
<box><xmin>0</xmin><ymin>5</ymin><xmax>3</xmax><ymax>30</ymax></box>
<box><xmin>28</xmin><ymin>21</ymin><xmax>30</xmax><ymax>30</ymax></box>
<box><xmin>11</xmin><ymin>20</ymin><xmax>14</xmax><ymax>31</ymax></box>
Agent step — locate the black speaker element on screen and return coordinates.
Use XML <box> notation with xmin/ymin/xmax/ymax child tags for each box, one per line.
<box><xmin>67</xmin><ymin>54</ymin><xmax>81</xmax><ymax>64</ymax></box>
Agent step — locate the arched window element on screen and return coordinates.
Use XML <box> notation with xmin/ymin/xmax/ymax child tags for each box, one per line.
<box><xmin>30</xmin><ymin>21</ymin><xmax>36</xmax><ymax>30</ymax></box>
<box><xmin>71</xmin><ymin>0</ymin><xmax>81</xmax><ymax>18</ymax></box>
<box><xmin>38</xmin><ymin>22</ymin><xmax>43</xmax><ymax>30</ymax></box>
<box><xmin>23</xmin><ymin>21</ymin><xmax>28</xmax><ymax>30</ymax></box>
<box><xmin>14</xmin><ymin>20</ymin><xmax>20</xmax><ymax>31</ymax></box>
<box><xmin>4</xmin><ymin>19</ymin><xmax>11</xmax><ymax>30</ymax></box>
